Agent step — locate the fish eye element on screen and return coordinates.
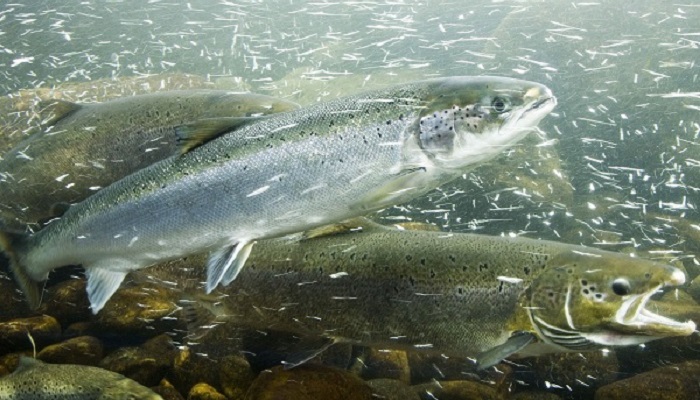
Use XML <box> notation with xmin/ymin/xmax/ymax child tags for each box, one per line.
<box><xmin>491</xmin><ymin>97</ymin><xmax>510</xmax><ymax>113</ymax></box>
<box><xmin>611</xmin><ymin>278</ymin><xmax>631</xmax><ymax>296</ymax></box>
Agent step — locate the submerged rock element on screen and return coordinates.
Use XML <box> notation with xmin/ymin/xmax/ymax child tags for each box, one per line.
<box><xmin>188</xmin><ymin>382</ymin><xmax>227</xmax><ymax>400</ymax></box>
<box><xmin>168</xmin><ymin>348</ymin><xmax>214</xmax><ymax>395</ymax></box>
<box><xmin>412</xmin><ymin>380</ymin><xmax>503</xmax><ymax>400</ymax></box>
<box><xmin>244</xmin><ymin>364</ymin><xmax>374</xmax><ymax>400</ymax></box>
<box><xmin>595</xmin><ymin>360</ymin><xmax>700</xmax><ymax>400</ymax></box>
<box><xmin>99</xmin><ymin>334</ymin><xmax>177</xmax><ymax>387</ymax></box>
<box><xmin>37</xmin><ymin>335</ymin><xmax>103</xmax><ymax>366</ymax></box>
<box><xmin>0</xmin><ymin>315</ymin><xmax>61</xmax><ymax>356</ymax></box>
<box><xmin>367</xmin><ymin>378</ymin><xmax>421</xmax><ymax>400</ymax></box>
<box><xmin>37</xmin><ymin>278</ymin><xmax>91</xmax><ymax>327</ymax></box>
<box><xmin>351</xmin><ymin>347</ymin><xmax>411</xmax><ymax>384</ymax></box>
<box><xmin>155</xmin><ymin>378</ymin><xmax>186</xmax><ymax>400</ymax></box>
<box><xmin>93</xmin><ymin>283</ymin><xmax>182</xmax><ymax>339</ymax></box>
<box><xmin>218</xmin><ymin>354</ymin><xmax>256</xmax><ymax>400</ymax></box>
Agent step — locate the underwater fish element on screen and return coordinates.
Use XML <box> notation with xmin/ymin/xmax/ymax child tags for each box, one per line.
<box><xmin>0</xmin><ymin>90</ymin><xmax>299</xmax><ymax>233</ymax></box>
<box><xmin>0</xmin><ymin>356</ymin><xmax>162</xmax><ymax>399</ymax></box>
<box><xmin>143</xmin><ymin>220</ymin><xmax>696</xmax><ymax>369</ymax></box>
<box><xmin>0</xmin><ymin>76</ymin><xmax>556</xmax><ymax>314</ymax></box>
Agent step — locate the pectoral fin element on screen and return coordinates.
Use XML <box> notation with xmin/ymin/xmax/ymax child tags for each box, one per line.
<box><xmin>176</xmin><ymin>116</ymin><xmax>263</xmax><ymax>153</ymax></box>
<box><xmin>85</xmin><ymin>267</ymin><xmax>127</xmax><ymax>314</ymax></box>
<box><xmin>206</xmin><ymin>240</ymin><xmax>254</xmax><ymax>293</ymax></box>
<box><xmin>351</xmin><ymin>167</ymin><xmax>428</xmax><ymax>211</ymax></box>
<box><xmin>475</xmin><ymin>331</ymin><xmax>536</xmax><ymax>370</ymax></box>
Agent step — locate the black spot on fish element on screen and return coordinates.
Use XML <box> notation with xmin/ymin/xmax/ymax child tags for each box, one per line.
<box><xmin>399</xmin><ymin>114</ymin><xmax>404</xmax><ymax>121</ymax></box>
<box><xmin>386</xmin><ymin>120</ymin><xmax>391</xmax><ymax>125</ymax></box>
<box><xmin>448</xmin><ymin>255</ymin><xmax>456</xmax><ymax>263</ymax></box>
<box><xmin>498</xmin><ymin>281</ymin><xmax>504</xmax><ymax>293</ymax></box>
<box><xmin>478</xmin><ymin>263</ymin><xmax>488</xmax><ymax>272</ymax></box>
<box><xmin>583</xmin><ymin>289</ymin><xmax>589</xmax><ymax>295</ymax></box>
<box><xmin>524</xmin><ymin>266</ymin><xmax>531</xmax><ymax>275</ymax></box>
<box><xmin>430</xmin><ymin>269</ymin><xmax>436</xmax><ymax>279</ymax></box>
<box><xmin>420</xmin><ymin>258</ymin><xmax>426</xmax><ymax>266</ymax></box>
<box><xmin>409</xmin><ymin>276</ymin><xmax>416</xmax><ymax>287</ymax></box>
<box><xmin>350</xmin><ymin>253</ymin><xmax>355</xmax><ymax>261</ymax></box>
<box><xmin>406</xmin><ymin>254</ymin><xmax>413</xmax><ymax>262</ymax></box>
<box><xmin>581</xmin><ymin>279</ymin><xmax>588</xmax><ymax>286</ymax></box>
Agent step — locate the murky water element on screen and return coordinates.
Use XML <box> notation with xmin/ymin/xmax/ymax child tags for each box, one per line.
<box><xmin>0</xmin><ymin>1</ymin><xmax>698</xmax><ymax>399</ymax></box>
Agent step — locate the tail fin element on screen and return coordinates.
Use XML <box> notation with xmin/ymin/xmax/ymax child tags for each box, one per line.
<box><xmin>0</xmin><ymin>231</ymin><xmax>43</xmax><ymax>309</ymax></box>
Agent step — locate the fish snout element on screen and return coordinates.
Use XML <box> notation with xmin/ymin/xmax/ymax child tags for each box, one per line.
<box><xmin>666</xmin><ymin>267</ymin><xmax>686</xmax><ymax>286</ymax></box>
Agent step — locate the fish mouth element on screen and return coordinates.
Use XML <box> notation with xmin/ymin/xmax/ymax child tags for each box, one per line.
<box><xmin>501</xmin><ymin>91</ymin><xmax>556</xmax><ymax>136</ymax></box>
<box><xmin>606</xmin><ymin>283</ymin><xmax>697</xmax><ymax>339</ymax></box>
<box><xmin>532</xmin><ymin>270</ymin><xmax>696</xmax><ymax>350</ymax></box>
<box><xmin>582</xmin><ymin>277</ymin><xmax>697</xmax><ymax>347</ymax></box>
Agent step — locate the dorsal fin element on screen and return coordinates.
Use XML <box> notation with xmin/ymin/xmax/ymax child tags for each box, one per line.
<box><xmin>37</xmin><ymin>99</ymin><xmax>82</xmax><ymax>127</ymax></box>
<box><xmin>175</xmin><ymin>116</ymin><xmax>263</xmax><ymax>154</ymax></box>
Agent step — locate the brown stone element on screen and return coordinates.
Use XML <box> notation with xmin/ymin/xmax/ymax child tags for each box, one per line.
<box><xmin>244</xmin><ymin>364</ymin><xmax>374</xmax><ymax>400</ymax></box>
<box><xmin>412</xmin><ymin>380</ymin><xmax>503</xmax><ymax>400</ymax></box>
<box><xmin>0</xmin><ymin>352</ymin><xmax>34</xmax><ymax>372</ymax></box>
<box><xmin>218</xmin><ymin>354</ymin><xmax>256</xmax><ymax>400</ymax></box>
<box><xmin>93</xmin><ymin>284</ymin><xmax>182</xmax><ymax>339</ymax></box>
<box><xmin>0</xmin><ymin>315</ymin><xmax>61</xmax><ymax>355</ymax></box>
<box><xmin>37</xmin><ymin>335</ymin><xmax>103</xmax><ymax>366</ymax></box>
<box><xmin>367</xmin><ymin>378</ymin><xmax>421</xmax><ymax>400</ymax></box>
<box><xmin>0</xmin><ymin>276</ymin><xmax>31</xmax><ymax>321</ymax></box>
<box><xmin>595</xmin><ymin>360</ymin><xmax>700</xmax><ymax>400</ymax></box>
<box><xmin>37</xmin><ymin>278</ymin><xmax>91</xmax><ymax>326</ymax></box>
<box><xmin>99</xmin><ymin>334</ymin><xmax>177</xmax><ymax>387</ymax></box>
<box><xmin>352</xmin><ymin>347</ymin><xmax>411</xmax><ymax>384</ymax></box>
<box><xmin>154</xmin><ymin>379</ymin><xmax>186</xmax><ymax>400</ymax></box>
<box><xmin>511</xmin><ymin>391</ymin><xmax>562</xmax><ymax>400</ymax></box>
<box><xmin>64</xmin><ymin>321</ymin><xmax>94</xmax><ymax>338</ymax></box>
<box><xmin>188</xmin><ymin>383</ymin><xmax>227</xmax><ymax>400</ymax></box>
<box><xmin>168</xmin><ymin>347</ymin><xmax>223</xmax><ymax>396</ymax></box>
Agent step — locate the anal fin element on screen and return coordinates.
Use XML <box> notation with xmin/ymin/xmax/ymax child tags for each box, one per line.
<box><xmin>476</xmin><ymin>331</ymin><xmax>536</xmax><ymax>370</ymax></box>
<box><xmin>85</xmin><ymin>267</ymin><xmax>127</xmax><ymax>314</ymax></box>
<box><xmin>206</xmin><ymin>240</ymin><xmax>254</xmax><ymax>293</ymax></box>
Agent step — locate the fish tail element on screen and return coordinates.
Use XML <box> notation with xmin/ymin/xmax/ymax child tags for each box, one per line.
<box><xmin>0</xmin><ymin>231</ymin><xmax>43</xmax><ymax>309</ymax></box>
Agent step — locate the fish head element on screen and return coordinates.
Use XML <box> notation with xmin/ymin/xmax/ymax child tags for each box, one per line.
<box><xmin>527</xmin><ymin>251</ymin><xmax>696</xmax><ymax>351</ymax></box>
<box><xmin>99</xmin><ymin>376</ymin><xmax>162</xmax><ymax>400</ymax></box>
<box><xmin>414</xmin><ymin>76</ymin><xmax>556</xmax><ymax>171</ymax></box>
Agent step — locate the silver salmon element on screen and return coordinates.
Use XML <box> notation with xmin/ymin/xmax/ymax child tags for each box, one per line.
<box><xmin>143</xmin><ymin>220</ymin><xmax>696</xmax><ymax>369</ymax></box>
<box><xmin>0</xmin><ymin>356</ymin><xmax>162</xmax><ymax>399</ymax></box>
<box><xmin>0</xmin><ymin>90</ymin><xmax>299</xmax><ymax>232</ymax></box>
<box><xmin>1</xmin><ymin>76</ymin><xmax>556</xmax><ymax>313</ymax></box>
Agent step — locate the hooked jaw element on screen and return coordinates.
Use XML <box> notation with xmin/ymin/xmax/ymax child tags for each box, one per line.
<box><xmin>590</xmin><ymin>269</ymin><xmax>696</xmax><ymax>346</ymax></box>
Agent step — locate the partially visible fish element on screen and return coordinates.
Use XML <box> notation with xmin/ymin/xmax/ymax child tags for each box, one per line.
<box><xmin>1</xmin><ymin>76</ymin><xmax>556</xmax><ymax>314</ymax></box>
<box><xmin>0</xmin><ymin>356</ymin><xmax>162</xmax><ymax>399</ymax></box>
<box><xmin>141</xmin><ymin>220</ymin><xmax>696</xmax><ymax>369</ymax></box>
<box><xmin>0</xmin><ymin>90</ymin><xmax>299</xmax><ymax>232</ymax></box>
